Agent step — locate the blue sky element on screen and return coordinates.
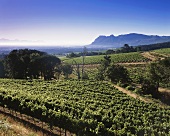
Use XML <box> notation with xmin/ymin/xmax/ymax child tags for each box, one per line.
<box><xmin>0</xmin><ymin>0</ymin><xmax>170</xmax><ymax>45</ymax></box>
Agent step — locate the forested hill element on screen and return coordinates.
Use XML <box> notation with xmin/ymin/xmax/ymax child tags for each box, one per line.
<box><xmin>137</xmin><ymin>41</ymin><xmax>170</xmax><ymax>51</ymax></box>
<box><xmin>91</xmin><ymin>33</ymin><xmax>170</xmax><ymax>48</ymax></box>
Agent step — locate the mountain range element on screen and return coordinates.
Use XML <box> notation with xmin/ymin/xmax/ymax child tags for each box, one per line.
<box><xmin>90</xmin><ymin>33</ymin><xmax>170</xmax><ymax>48</ymax></box>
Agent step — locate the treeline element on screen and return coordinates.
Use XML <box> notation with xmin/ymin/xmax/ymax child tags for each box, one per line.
<box><xmin>138</xmin><ymin>41</ymin><xmax>170</xmax><ymax>51</ymax></box>
<box><xmin>107</xmin><ymin>42</ymin><xmax>170</xmax><ymax>54</ymax></box>
<box><xmin>0</xmin><ymin>49</ymin><xmax>61</xmax><ymax>80</ymax></box>
<box><xmin>66</xmin><ymin>42</ymin><xmax>170</xmax><ymax>58</ymax></box>
<box><xmin>66</xmin><ymin>51</ymin><xmax>105</xmax><ymax>58</ymax></box>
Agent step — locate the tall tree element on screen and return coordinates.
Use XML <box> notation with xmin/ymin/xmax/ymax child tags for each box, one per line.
<box><xmin>61</xmin><ymin>63</ymin><xmax>73</xmax><ymax>79</ymax></box>
<box><xmin>72</xmin><ymin>60</ymin><xmax>81</xmax><ymax>80</ymax></box>
<box><xmin>5</xmin><ymin>50</ymin><xmax>26</xmax><ymax>79</ymax></box>
<box><xmin>5</xmin><ymin>49</ymin><xmax>61</xmax><ymax>80</ymax></box>
<box><xmin>82</xmin><ymin>46</ymin><xmax>87</xmax><ymax>79</ymax></box>
<box><xmin>33</xmin><ymin>55</ymin><xmax>61</xmax><ymax>80</ymax></box>
<box><xmin>96</xmin><ymin>55</ymin><xmax>111</xmax><ymax>80</ymax></box>
<box><xmin>141</xmin><ymin>57</ymin><xmax>170</xmax><ymax>97</ymax></box>
<box><xmin>106</xmin><ymin>64</ymin><xmax>130</xmax><ymax>83</ymax></box>
<box><xmin>96</xmin><ymin>55</ymin><xmax>130</xmax><ymax>83</ymax></box>
<box><xmin>0</xmin><ymin>60</ymin><xmax>5</xmax><ymax>78</ymax></box>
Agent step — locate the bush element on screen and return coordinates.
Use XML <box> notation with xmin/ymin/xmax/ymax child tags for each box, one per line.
<box><xmin>82</xmin><ymin>72</ymin><xmax>89</xmax><ymax>80</ymax></box>
<box><xmin>134</xmin><ymin>88</ymin><xmax>141</xmax><ymax>94</ymax></box>
<box><xmin>119</xmin><ymin>83</ymin><xmax>129</xmax><ymax>88</ymax></box>
<box><xmin>141</xmin><ymin>79</ymin><xmax>159</xmax><ymax>98</ymax></box>
<box><xmin>126</xmin><ymin>86</ymin><xmax>136</xmax><ymax>91</ymax></box>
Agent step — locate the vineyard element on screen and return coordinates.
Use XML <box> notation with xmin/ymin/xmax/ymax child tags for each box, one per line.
<box><xmin>0</xmin><ymin>79</ymin><xmax>169</xmax><ymax>135</ymax></box>
<box><xmin>127</xmin><ymin>65</ymin><xmax>146</xmax><ymax>84</ymax></box>
<box><xmin>62</xmin><ymin>52</ymin><xmax>150</xmax><ymax>64</ymax></box>
<box><xmin>153</xmin><ymin>48</ymin><xmax>170</xmax><ymax>55</ymax></box>
<box><xmin>126</xmin><ymin>63</ymin><xmax>170</xmax><ymax>89</ymax></box>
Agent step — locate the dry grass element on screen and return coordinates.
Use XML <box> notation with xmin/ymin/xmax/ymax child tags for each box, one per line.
<box><xmin>0</xmin><ymin>114</ymin><xmax>43</xmax><ymax>136</ymax></box>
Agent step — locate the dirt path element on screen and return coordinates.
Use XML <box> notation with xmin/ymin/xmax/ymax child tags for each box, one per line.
<box><xmin>151</xmin><ymin>52</ymin><xmax>169</xmax><ymax>59</ymax></box>
<box><xmin>113</xmin><ymin>84</ymin><xmax>152</xmax><ymax>103</ymax></box>
<box><xmin>135</xmin><ymin>83</ymin><xmax>170</xmax><ymax>93</ymax></box>
<box><xmin>113</xmin><ymin>84</ymin><xmax>169</xmax><ymax>108</ymax></box>
<box><xmin>117</xmin><ymin>62</ymin><xmax>148</xmax><ymax>65</ymax></box>
<box><xmin>76</xmin><ymin>62</ymin><xmax>148</xmax><ymax>69</ymax></box>
<box><xmin>141</xmin><ymin>52</ymin><xmax>157</xmax><ymax>61</ymax></box>
<box><xmin>159</xmin><ymin>87</ymin><xmax>170</xmax><ymax>93</ymax></box>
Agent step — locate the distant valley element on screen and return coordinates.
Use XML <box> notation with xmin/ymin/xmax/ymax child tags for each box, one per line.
<box><xmin>1</xmin><ymin>33</ymin><xmax>170</xmax><ymax>55</ymax></box>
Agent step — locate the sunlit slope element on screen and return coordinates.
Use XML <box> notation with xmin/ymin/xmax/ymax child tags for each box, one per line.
<box><xmin>62</xmin><ymin>52</ymin><xmax>150</xmax><ymax>64</ymax></box>
<box><xmin>0</xmin><ymin>79</ymin><xmax>169</xmax><ymax>135</ymax></box>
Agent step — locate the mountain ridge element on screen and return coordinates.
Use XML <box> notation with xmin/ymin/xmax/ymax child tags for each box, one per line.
<box><xmin>91</xmin><ymin>33</ymin><xmax>170</xmax><ymax>48</ymax></box>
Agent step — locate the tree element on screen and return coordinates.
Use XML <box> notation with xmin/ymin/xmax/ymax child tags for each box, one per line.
<box><xmin>106</xmin><ymin>64</ymin><xmax>130</xmax><ymax>83</ymax></box>
<box><xmin>96</xmin><ymin>55</ymin><xmax>111</xmax><ymax>80</ymax></box>
<box><xmin>66</xmin><ymin>52</ymin><xmax>79</xmax><ymax>58</ymax></box>
<box><xmin>82</xmin><ymin>46</ymin><xmax>87</xmax><ymax>79</ymax></box>
<box><xmin>4</xmin><ymin>49</ymin><xmax>47</xmax><ymax>79</ymax></box>
<box><xmin>141</xmin><ymin>79</ymin><xmax>159</xmax><ymax>98</ymax></box>
<box><xmin>32</xmin><ymin>55</ymin><xmax>61</xmax><ymax>80</ymax></box>
<box><xmin>0</xmin><ymin>60</ymin><xmax>5</xmax><ymax>78</ymax></box>
<box><xmin>72</xmin><ymin>60</ymin><xmax>81</xmax><ymax>80</ymax></box>
<box><xmin>4</xmin><ymin>49</ymin><xmax>61</xmax><ymax>80</ymax></box>
<box><xmin>96</xmin><ymin>55</ymin><xmax>130</xmax><ymax>83</ymax></box>
<box><xmin>120</xmin><ymin>44</ymin><xmax>135</xmax><ymax>53</ymax></box>
<box><xmin>106</xmin><ymin>49</ymin><xmax>115</xmax><ymax>54</ymax></box>
<box><xmin>4</xmin><ymin>49</ymin><xmax>32</xmax><ymax>79</ymax></box>
<box><xmin>61</xmin><ymin>63</ymin><xmax>73</xmax><ymax>79</ymax></box>
<box><xmin>141</xmin><ymin>57</ymin><xmax>170</xmax><ymax>97</ymax></box>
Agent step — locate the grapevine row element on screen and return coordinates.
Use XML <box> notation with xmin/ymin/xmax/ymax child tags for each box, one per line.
<box><xmin>0</xmin><ymin>79</ymin><xmax>169</xmax><ymax>135</ymax></box>
<box><xmin>63</xmin><ymin>52</ymin><xmax>150</xmax><ymax>65</ymax></box>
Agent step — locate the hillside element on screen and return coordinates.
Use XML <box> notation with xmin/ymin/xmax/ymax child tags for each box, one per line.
<box><xmin>0</xmin><ymin>79</ymin><xmax>170</xmax><ymax>135</ymax></box>
<box><xmin>91</xmin><ymin>33</ymin><xmax>170</xmax><ymax>48</ymax></box>
<box><xmin>1</xmin><ymin>48</ymin><xmax>170</xmax><ymax>135</ymax></box>
<box><xmin>138</xmin><ymin>41</ymin><xmax>170</xmax><ymax>51</ymax></box>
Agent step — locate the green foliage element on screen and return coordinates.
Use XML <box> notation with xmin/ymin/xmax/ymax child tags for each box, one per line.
<box><xmin>0</xmin><ymin>60</ymin><xmax>5</xmax><ymax>78</ymax></box>
<box><xmin>96</xmin><ymin>55</ymin><xmax>130</xmax><ymax>84</ymax></box>
<box><xmin>119</xmin><ymin>44</ymin><xmax>136</xmax><ymax>53</ymax></box>
<box><xmin>61</xmin><ymin>63</ymin><xmax>73</xmax><ymax>79</ymax></box>
<box><xmin>126</xmin><ymin>85</ymin><xmax>136</xmax><ymax>91</ymax></box>
<box><xmin>66</xmin><ymin>52</ymin><xmax>79</xmax><ymax>58</ymax></box>
<box><xmin>153</xmin><ymin>48</ymin><xmax>170</xmax><ymax>55</ymax></box>
<box><xmin>141</xmin><ymin>79</ymin><xmax>159</xmax><ymax>98</ymax></box>
<box><xmin>148</xmin><ymin>58</ymin><xmax>170</xmax><ymax>85</ymax></box>
<box><xmin>138</xmin><ymin>42</ymin><xmax>170</xmax><ymax>51</ymax></box>
<box><xmin>106</xmin><ymin>64</ymin><xmax>131</xmax><ymax>83</ymax></box>
<box><xmin>141</xmin><ymin>57</ymin><xmax>170</xmax><ymax>97</ymax></box>
<box><xmin>106</xmin><ymin>49</ymin><xmax>115</xmax><ymax>54</ymax></box>
<box><xmin>4</xmin><ymin>49</ymin><xmax>46</xmax><ymax>79</ymax></box>
<box><xmin>64</xmin><ymin>52</ymin><xmax>149</xmax><ymax>65</ymax></box>
<box><xmin>82</xmin><ymin>72</ymin><xmax>89</xmax><ymax>80</ymax></box>
<box><xmin>95</xmin><ymin>55</ymin><xmax>111</xmax><ymax>81</ymax></box>
<box><xmin>4</xmin><ymin>49</ymin><xmax>61</xmax><ymax>80</ymax></box>
<box><xmin>0</xmin><ymin>79</ymin><xmax>169</xmax><ymax>135</ymax></box>
<box><xmin>127</xmin><ymin>65</ymin><xmax>146</xmax><ymax>84</ymax></box>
